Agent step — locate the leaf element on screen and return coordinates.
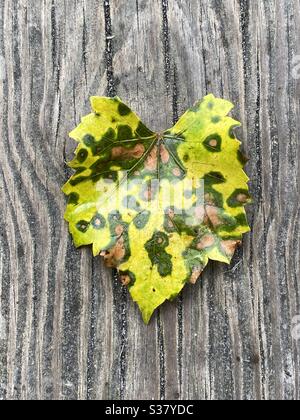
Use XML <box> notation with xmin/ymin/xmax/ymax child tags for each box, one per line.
<box><xmin>63</xmin><ymin>95</ymin><xmax>251</xmax><ymax>324</ymax></box>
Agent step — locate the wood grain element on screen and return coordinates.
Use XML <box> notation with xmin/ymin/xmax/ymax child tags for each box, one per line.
<box><xmin>0</xmin><ymin>0</ymin><xmax>299</xmax><ymax>400</ymax></box>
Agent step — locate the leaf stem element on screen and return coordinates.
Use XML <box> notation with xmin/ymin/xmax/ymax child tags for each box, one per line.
<box><xmin>163</xmin><ymin>135</ymin><xmax>185</xmax><ymax>141</ymax></box>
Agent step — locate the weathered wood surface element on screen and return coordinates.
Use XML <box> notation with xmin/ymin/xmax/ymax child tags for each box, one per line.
<box><xmin>0</xmin><ymin>0</ymin><xmax>299</xmax><ymax>400</ymax></box>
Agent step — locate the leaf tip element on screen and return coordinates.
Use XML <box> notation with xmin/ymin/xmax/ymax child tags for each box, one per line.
<box><xmin>69</xmin><ymin>128</ymin><xmax>80</xmax><ymax>142</ymax></box>
<box><xmin>142</xmin><ymin>311</ymin><xmax>153</xmax><ymax>325</ymax></box>
<box><xmin>90</xmin><ymin>95</ymin><xmax>122</xmax><ymax>113</ymax></box>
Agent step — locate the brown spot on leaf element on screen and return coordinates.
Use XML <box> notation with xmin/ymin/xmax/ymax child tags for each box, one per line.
<box><xmin>103</xmin><ymin>238</ymin><xmax>126</xmax><ymax>267</ymax></box>
<box><xmin>145</xmin><ymin>146</ymin><xmax>158</xmax><ymax>171</ymax></box>
<box><xmin>236</xmin><ymin>193</ymin><xmax>248</xmax><ymax>203</ymax></box>
<box><xmin>115</xmin><ymin>224</ymin><xmax>124</xmax><ymax>236</ymax></box>
<box><xmin>221</xmin><ymin>239</ymin><xmax>241</xmax><ymax>257</ymax></box>
<box><xmin>204</xmin><ymin>193</ymin><xmax>216</xmax><ymax>206</ymax></box>
<box><xmin>111</xmin><ymin>146</ymin><xmax>126</xmax><ymax>159</ymax></box>
<box><xmin>206</xmin><ymin>205</ymin><xmax>222</xmax><ymax>227</ymax></box>
<box><xmin>190</xmin><ymin>268</ymin><xmax>202</xmax><ymax>284</ymax></box>
<box><xmin>112</xmin><ymin>143</ymin><xmax>145</xmax><ymax>160</ymax></box>
<box><xmin>209</xmin><ymin>139</ymin><xmax>218</xmax><ymax>147</ymax></box>
<box><xmin>172</xmin><ymin>168</ymin><xmax>181</xmax><ymax>177</ymax></box>
<box><xmin>160</xmin><ymin>145</ymin><xmax>170</xmax><ymax>164</ymax></box>
<box><xmin>120</xmin><ymin>274</ymin><xmax>131</xmax><ymax>286</ymax></box>
<box><xmin>132</xmin><ymin>144</ymin><xmax>145</xmax><ymax>158</ymax></box>
<box><xmin>197</xmin><ymin>235</ymin><xmax>215</xmax><ymax>250</ymax></box>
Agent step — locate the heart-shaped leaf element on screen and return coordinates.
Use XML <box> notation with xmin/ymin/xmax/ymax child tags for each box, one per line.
<box><xmin>63</xmin><ymin>95</ymin><xmax>250</xmax><ymax>323</ymax></box>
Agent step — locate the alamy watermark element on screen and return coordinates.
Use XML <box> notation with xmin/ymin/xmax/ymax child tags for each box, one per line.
<box><xmin>95</xmin><ymin>175</ymin><xmax>205</xmax><ymax>223</ymax></box>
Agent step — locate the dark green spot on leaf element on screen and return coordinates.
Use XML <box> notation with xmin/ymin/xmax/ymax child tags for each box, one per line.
<box><xmin>118</xmin><ymin>103</ymin><xmax>132</xmax><ymax>116</ymax></box>
<box><xmin>117</xmin><ymin>125</ymin><xmax>133</xmax><ymax>141</ymax></box>
<box><xmin>120</xmin><ymin>270</ymin><xmax>136</xmax><ymax>288</ymax></box>
<box><xmin>227</xmin><ymin>189</ymin><xmax>251</xmax><ymax>208</ymax></box>
<box><xmin>183</xmin><ymin>154</ymin><xmax>190</xmax><ymax>162</ymax></box>
<box><xmin>204</xmin><ymin>172</ymin><xmax>226</xmax><ymax>185</ymax></box>
<box><xmin>235</xmin><ymin>213</ymin><xmax>248</xmax><ymax>226</ymax></box>
<box><xmin>102</xmin><ymin>128</ymin><xmax>116</xmax><ymax>141</ymax></box>
<box><xmin>75</xmin><ymin>167</ymin><xmax>86</xmax><ymax>175</ymax></box>
<box><xmin>229</xmin><ymin>125</ymin><xmax>240</xmax><ymax>139</ymax></box>
<box><xmin>133</xmin><ymin>211</ymin><xmax>151</xmax><ymax>229</ymax></box>
<box><xmin>211</xmin><ymin>116</ymin><xmax>221</xmax><ymax>124</ymax></box>
<box><xmin>203</xmin><ymin>134</ymin><xmax>222</xmax><ymax>152</ymax></box>
<box><xmin>135</xmin><ymin>121</ymin><xmax>153</xmax><ymax>138</ymax></box>
<box><xmin>145</xmin><ymin>232</ymin><xmax>172</xmax><ymax>277</ymax></box>
<box><xmin>237</xmin><ymin>150</ymin><xmax>249</xmax><ymax>165</ymax></box>
<box><xmin>83</xmin><ymin>134</ymin><xmax>96</xmax><ymax>147</ymax></box>
<box><xmin>91</xmin><ymin>213</ymin><xmax>106</xmax><ymax>230</ymax></box>
<box><xmin>76</xmin><ymin>220</ymin><xmax>89</xmax><ymax>233</ymax></box>
<box><xmin>67</xmin><ymin>192</ymin><xmax>79</xmax><ymax>206</ymax></box>
<box><xmin>77</xmin><ymin>149</ymin><xmax>88</xmax><ymax>163</ymax></box>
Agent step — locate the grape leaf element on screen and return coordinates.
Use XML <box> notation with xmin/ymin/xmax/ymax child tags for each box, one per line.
<box><xmin>63</xmin><ymin>95</ymin><xmax>250</xmax><ymax>323</ymax></box>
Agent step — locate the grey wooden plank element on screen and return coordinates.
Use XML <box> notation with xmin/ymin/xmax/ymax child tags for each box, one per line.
<box><xmin>110</xmin><ymin>0</ymin><xmax>170</xmax><ymax>400</ymax></box>
<box><xmin>167</xmin><ymin>0</ymin><xmax>258</xmax><ymax>400</ymax></box>
<box><xmin>167</xmin><ymin>0</ymin><xmax>300</xmax><ymax>400</ymax></box>
<box><xmin>0</xmin><ymin>0</ymin><xmax>114</xmax><ymax>400</ymax></box>
<box><xmin>0</xmin><ymin>0</ymin><xmax>299</xmax><ymax>401</ymax></box>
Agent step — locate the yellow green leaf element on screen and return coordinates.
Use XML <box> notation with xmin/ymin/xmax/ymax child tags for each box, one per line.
<box><xmin>63</xmin><ymin>94</ymin><xmax>251</xmax><ymax>324</ymax></box>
